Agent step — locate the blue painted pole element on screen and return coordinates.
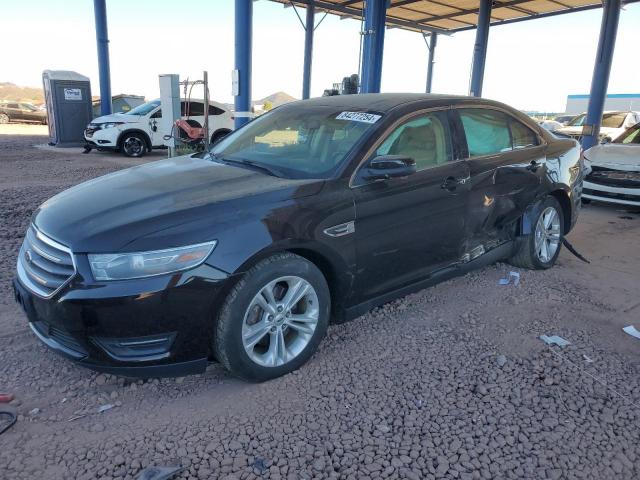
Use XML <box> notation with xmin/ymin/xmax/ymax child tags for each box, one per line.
<box><xmin>426</xmin><ymin>33</ymin><xmax>437</xmax><ymax>94</ymax></box>
<box><xmin>360</xmin><ymin>0</ymin><xmax>388</xmax><ymax>94</ymax></box>
<box><xmin>582</xmin><ymin>0</ymin><xmax>621</xmax><ymax>151</ymax></box>
<box><xmin>302</xmin><ymin>3</ymin><xmax>315</xmax><ymax>99</ymax></box>
<box><xmin>93</xmin><ymin>0</ymin><xmax>112</xmax><ymax>116</ymax></box>
<box><xmin>469</xmin><ymin>0</ymin><xmax>492</xmax><ymax>97</ymax></box>
<box><xmin>234</xmin><ymin>0</ymin><xmax>253</xmax><ymax>129</ymax></box>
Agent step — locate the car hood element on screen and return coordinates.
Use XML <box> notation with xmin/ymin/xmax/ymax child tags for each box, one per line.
<box><xmin>584</xmin><ymin>144</ymin><xmax>640</xmax><ymax>171</ymax></box>
<box><xmin>91</xmin><ymin>113</ymin><xmax>141</xmax><ymax>124</ymax></box>
<box><xmin>33</xmin><ymin>155</ymin><xmax>324</xmax><ymax>252</ymax></box>
<box><xmin>556</xmin><ymin>125</ymin><xmax>620</xmax><ymax>137</ymax></box>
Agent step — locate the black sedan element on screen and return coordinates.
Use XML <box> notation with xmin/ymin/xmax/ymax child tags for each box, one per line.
<box><xmin>13</xmin><ymin>94</ymin><xmax>584</xmax><ymax>381</ymax></box>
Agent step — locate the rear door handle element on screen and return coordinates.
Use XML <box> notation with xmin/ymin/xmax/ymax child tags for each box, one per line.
<box><xmin>441</xmin><ymin>175</ymin><xmax>468</xmax><ymax>191</ymax></box>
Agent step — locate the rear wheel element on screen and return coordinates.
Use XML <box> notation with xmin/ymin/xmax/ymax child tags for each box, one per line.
<box><xmin>214</xmin><ymin>253</ymin><xmax>330</xmax><ymax>381</ymax></box>
<box><xmin>120</xmin><ymin>132</ymin><xmax>147</xmax><ymax>157</ymax></box>
<box><xmin>0</xmin><ymin>113</ymin><xmax>10</xmax><ymax>124</ymax></box>
<box><xmin>510</xmin><ymin>196</ymin><xmax>564</xmax><ymax>270</ymax></box>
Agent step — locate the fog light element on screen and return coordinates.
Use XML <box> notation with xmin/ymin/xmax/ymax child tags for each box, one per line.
<box><xmin>92</xmin><ymin>332</ymin><xmax>176</xmax><ymax>362</ymax></box>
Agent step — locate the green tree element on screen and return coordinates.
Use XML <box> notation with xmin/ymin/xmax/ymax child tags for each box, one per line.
<box><xmin>263</xmin><ymin>100</ymin><xmax>273</xmax><ymax>111</ymax></box>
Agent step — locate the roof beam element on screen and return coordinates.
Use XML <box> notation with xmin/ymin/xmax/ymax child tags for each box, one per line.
<box><xmin>451</xmin><ymin>1</ymin><xmax>640</xmax><ymax>32</ymax></box>
<box><xmin>286</xmin><ymin>0</ymin><xmax>451</xmax><ymax>33</ymax></box>
<box><xmin>412</xmin><ymin>0</ymin><xmax>535</xmax><ymax>24</ymax></box>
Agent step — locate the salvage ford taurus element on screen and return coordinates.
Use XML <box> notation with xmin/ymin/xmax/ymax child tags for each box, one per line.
<box><xmin>13</xmin><ymin>94</ymin><xmax>584</xmax><ymax>381</ymax></box>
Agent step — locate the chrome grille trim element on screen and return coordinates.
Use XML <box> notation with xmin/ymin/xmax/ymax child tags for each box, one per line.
<box><xmin>17</xmin><ymin>225</ymin><xmax>76</xmax><ymax>298</ymax></box>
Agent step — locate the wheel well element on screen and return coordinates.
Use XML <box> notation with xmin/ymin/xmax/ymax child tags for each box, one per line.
<box><xmin>211</xmin><ymin>129</ymin><xmax>231</xmax><ymax>143</ymax></box>
<box><xmin>549</xmin><ymin>190</ymin><xmax>572</xmax><ymax>234</ymax></box>
<box><xmin>287</xmin><ymin>248</ymin><xmax>344</xmax><ymax>321</ymax></box>
<box><xmin>118</xmin><ymin>129</ymin><xmax>152</xmax><ymax>151</ymax></box>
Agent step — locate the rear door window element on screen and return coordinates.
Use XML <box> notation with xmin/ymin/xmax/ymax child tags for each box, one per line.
<box><xmin>208</xmin><ymin>105</ymin><xmax>225</xmax><ymax>115</ymax></box>
<box><xmin>182</xmin><ymin>102</ymin><xmax>205</xmax><ymax>116</ymax></box>
<box><xmin>459</xmin><ymin>109</ymin><xmax>511</xmax><ymax>156</ymax></box>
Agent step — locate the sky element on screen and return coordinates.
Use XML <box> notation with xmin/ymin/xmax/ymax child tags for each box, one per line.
<box><xmin>2</xmin><ymin>0</ymin><xmax>639</xmax><ymax>113</ymax></box>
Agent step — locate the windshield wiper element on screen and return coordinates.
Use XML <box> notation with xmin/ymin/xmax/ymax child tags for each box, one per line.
<box><xmin>219</xmin><ymin>157</ymin><xmax>283</xmax><ymax>178</ymax></box>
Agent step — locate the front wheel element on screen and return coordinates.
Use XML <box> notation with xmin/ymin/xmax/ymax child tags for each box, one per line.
<box><xmin>0</xmin><ymin>113</ymin><xmax>10</xmax><ymax>124</ymax></box>
<box><xmin>510</xmin><ymin>196</ymin><xmax>564</xmax><ymax>270</ymax></box>
<box><xmin>214</xmin><ymin>253</ymin><xmax>330</xmax><ymax>382</ymax></box>
<box><xmin>120</xmin><ymin>133</ymin><xmax>147</xmax><ymax>157</ymax></box>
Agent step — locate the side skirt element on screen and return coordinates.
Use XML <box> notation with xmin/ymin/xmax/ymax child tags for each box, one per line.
<box><xmin>343</xmin><ymin>241</ymin><xmax>514</xmax><ymax>322</ymax></box>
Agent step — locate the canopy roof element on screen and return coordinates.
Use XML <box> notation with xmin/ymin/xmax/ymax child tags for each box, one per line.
<box><xmin>271</xmin><ymin>0</ymin><xmax>638</xmax><ymax>34</ymax></box>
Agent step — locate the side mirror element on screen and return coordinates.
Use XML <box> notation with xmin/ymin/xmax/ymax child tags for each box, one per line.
<box><xmin>362</xmin><ymin>155</ymin><xmax>416</xmax><ymax>180</ymax></box>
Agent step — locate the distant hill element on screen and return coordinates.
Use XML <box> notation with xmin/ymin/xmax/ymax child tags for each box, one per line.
<box><xmin>255</xmin><ymin>91</ymin><xmax>297</xmax><ymax>107</ymax></box>
<box><xmin>0</xmin><ymin>82</ymin><xmax>44</xmax><ymax>104</ymax></box>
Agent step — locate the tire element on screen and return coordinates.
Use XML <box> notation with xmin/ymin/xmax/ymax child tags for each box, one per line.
<box><xmin>0</xmin><ymin>113</ymin><xmax>10</xmax><ymax>124</ymax></box>
<box><xmin>120</xmin><ymin>132</ymin><xmax>147</xmax><ymax>158</ymax></box>
<box><xmin>510</xmin><ymin>196</ymin><xmax>564</xmax><ymax>270</ymax></box>
<box><xmin>211</xmin><ymin>129</ymin><xmax>230</xmax><ymax>145</ymax></box>
<box><xmin>214</xmin><ymin>252</ymin><xmax>330</xmax><ymax>382</ymax></box>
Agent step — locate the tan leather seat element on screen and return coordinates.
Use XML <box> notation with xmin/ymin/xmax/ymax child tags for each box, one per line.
<box><xmin>390</xmin><ymin>124</ymin><xmax>437</xmax><ymax>170</ymax></box>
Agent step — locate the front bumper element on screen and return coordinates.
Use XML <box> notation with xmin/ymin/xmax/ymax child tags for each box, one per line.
<box><xmin>84</xmin><ymin>126</ymin><xmax>119</xmax><ymax>149</ymax></box>
<box><xmin>13</xmin><ymin>258</ymin><xmax>234</xmax><ymax>377</ymax></box>
<box><xmin>583</xmin><ymin>169</ymin><xmax>640</xmax><ymax>207</ymax></box>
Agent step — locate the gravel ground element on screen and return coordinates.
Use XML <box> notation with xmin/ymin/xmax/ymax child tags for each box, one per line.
<box><xmin>1</xmin><ymin>126</ymin><xmax>640</xmax><ymax>480</ymax></box>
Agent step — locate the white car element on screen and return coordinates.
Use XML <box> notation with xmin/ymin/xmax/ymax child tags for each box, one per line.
<box><xmin>84</xmin><ymin>99</ymin><xmax>234</xmax><ymax>157</ymax></box>
<box><xmin>539</xmin><ymin>120</ymin><xmax>564</xmax><ymax>132</ymax></box>
<box><xmin>555</xmin><ymin>111</ymin><xmax>640</xmax><ymax>143</ymax></box>
<box><xmin>583</xmin><ymin>122</ymin><xmax>640</xmax><ymax>206</ymax></box>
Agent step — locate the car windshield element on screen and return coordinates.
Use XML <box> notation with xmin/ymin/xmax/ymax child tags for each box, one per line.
<box><xmin>567</xmin><ymin>114</ymin><xmax>586</xmax><ymax>126</ymax></box>
<box><xmin>613</xmin><ymin>123</ymin><xmax>640</xmax><ymax>144</ymax></box>
<box><xmin>125</xmin><ymin>100</ymin><xmax>160</xmax><ymax>116</ymax></box>
<box><xmin>210</xmin><ymin>106</ymin><xmax>382</xmax><ymax>179</ymax></box>
<box><xmin>601</xmin><ymin>112</ymin><xmax>627</xmax><ymax>128</ymax></box>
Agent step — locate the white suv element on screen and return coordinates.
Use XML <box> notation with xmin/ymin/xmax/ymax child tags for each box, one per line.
<box><xmin>84</xmin><ymin>99</ymin><xmax>234</xmax><ymax>157</ymax></box>
<box><xmin>555</xmin><ymin>111</ymin><xmax>640</xmax><ymax>143</ymax></box>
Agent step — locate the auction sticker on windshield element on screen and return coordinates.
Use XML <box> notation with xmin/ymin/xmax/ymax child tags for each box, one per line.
<box><xmin>336</xmin><ymin>111</ymin><xmax>381</xmax><ymax>124</ymax></box>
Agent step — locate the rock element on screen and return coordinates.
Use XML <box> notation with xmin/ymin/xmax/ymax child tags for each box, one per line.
<box><xmin>496</xmin><ymin>355</ymin><xmax>507</xmax><ymax>367</ymax></box>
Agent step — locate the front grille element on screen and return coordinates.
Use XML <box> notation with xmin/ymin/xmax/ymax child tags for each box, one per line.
<box><xmin>583</xmin><ymin>188</ymin><xmax>640</xmax><ymax>202</ymax></box>
<box><xmin>17</xmin><ymin>225</ymin><xmax>75</xmax><ymax>298</ymax></box>
<box><xmin>586</xmin><ymin>168</ymin><xmax>640</xmax><ymax>189</ymax></box>
<box><xmin>84</xmin><ymin>124</ymin><xmax>101</xmax><ymax>137</ymax></box>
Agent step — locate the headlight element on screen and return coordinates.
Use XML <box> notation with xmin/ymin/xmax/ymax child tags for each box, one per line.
<box><xmin>88</xmin><ymin>241</ymin><xmax>217</xmax><ymax>281</ymax></box>
<box><xmin>102</xmin><ymin>122</ymin><xmax>124</xmax><ymax>129</ymax></box>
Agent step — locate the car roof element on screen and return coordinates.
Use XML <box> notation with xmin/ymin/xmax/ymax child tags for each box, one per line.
<box><xmin>281</xmin><ymin>93</ymin><xmax>517</xmax><ymax>114</ymax></box>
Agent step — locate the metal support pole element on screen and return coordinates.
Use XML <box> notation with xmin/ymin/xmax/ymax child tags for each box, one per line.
<box><xmin>93</xmin><ymin>0</ymin><xmax>112</xmax><ymax>116</ymax></box>
<box><xmin>582</xmin><ymin>0</ymin><xmax>621</xmax><ymax>150</ymax></box>
<box><xmin>360</xmin><ymin>0</ymin><xmax>388</xmax><ymax>94</ymax></box>
<box><xmin>469</xmin><ymin>0</ymin><xmax>492</xmax><ymax>97</ymax></box>
<box><xmin>234</xmin><ymin>0</ymin><xmax>253</xmax><ymax>129</ymax></box>
<box><xmin>203</xmin><ymin>71</ymin><xmax>210</xmax><ymax>152</ymax></box>
<box><xmin>302</xmin><ymin>3</ymin><xmax>315</xmax><ymax>99</ymax></box>
<box><xmin>426</xmin><ymin>33</ymin><xmax>437</xmax><ymax>94</ymax></box>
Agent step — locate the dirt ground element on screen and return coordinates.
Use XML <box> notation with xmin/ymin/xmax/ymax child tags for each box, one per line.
<box><xmin>1</xmin><ymin>125</ymin><xmax>639</xmax><ymax>480</ymax></box>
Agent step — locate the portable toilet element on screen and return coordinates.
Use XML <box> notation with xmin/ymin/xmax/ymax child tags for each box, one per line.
<box><xmin>42</xmin><ymin>70</ymin><xmax>93</xmax><ymax>147</ymax></box>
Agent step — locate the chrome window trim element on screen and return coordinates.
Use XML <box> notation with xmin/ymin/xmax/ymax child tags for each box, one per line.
<box><xmin>17</xmin><ymin>225</ymin><xmax>77</xmax><ymax>299</ymax></box>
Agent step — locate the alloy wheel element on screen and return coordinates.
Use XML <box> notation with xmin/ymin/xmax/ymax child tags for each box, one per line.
<box><xmin>534</xmin><ymin>206</ymin><xmax>561</xmax><ymax>263</ymax></box>
<box><xmin>242</xmin><ymin>276</ymin><xmax>319</xmax><ymax>367</ymax></box>
<box><xmin>123</xmin><ymin>136</ymin><xmax>144</xmax><ymax>156</ymax></box>
<box><xmin>0</xmin><ymin>114</ymin><xmax>9</xmax><ymax>124</ymax></box>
